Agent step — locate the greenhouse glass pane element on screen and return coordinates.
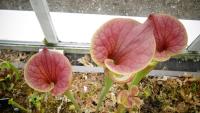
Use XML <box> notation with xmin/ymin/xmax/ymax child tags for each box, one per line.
<box><xmin>0</xmin><ymin>10</ymin><xmax>200</xmax><ymax>46</ymax></box>
<box><xmin>50</xmin><ymin>12</ymin><xmax>200</xmax><ymax>46</ymax></box>
<box><xmin>0</xmin><ymin>10</ymin><xmax>44</xmax><ymax>42</ymax></box>
<box><xmin>51</xmin><ymin>12</ymin><xmax>146</xmax><ymax>43</ymax></box>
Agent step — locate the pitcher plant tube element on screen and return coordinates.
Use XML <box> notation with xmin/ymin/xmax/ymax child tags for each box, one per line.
<box><xmin>91</xmin><ymin>18</ymin><xmax>156</xmax><ymax>111</ymax></box>
<box><xmin>24</xmin><ymin>48</ymin><xmax>80</xmax><ymax>112</ymax></box>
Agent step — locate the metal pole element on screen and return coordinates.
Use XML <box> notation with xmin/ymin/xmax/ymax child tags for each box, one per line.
<box><xmin>30</xmin><ymin>0</ymin><xmax>58</xmax><ymax>44</ymax></box>
<box><xmin>187</xmin><ymin>34</ymin><xmax>200</xmax><ymax>52</ymax></box>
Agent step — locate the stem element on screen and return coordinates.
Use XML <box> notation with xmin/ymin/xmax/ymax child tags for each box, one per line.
<box><xmin>96</xmin><ymin>74</ymin><xmax>113</xmax><ymax>112</ymax></box>
<box><xmin>129</xmin><ymin>61</ymin><xmax>158</xmax><ymax>88</ymax></box>
<box><xmin>41</xmin><ymin>109</ymin><xmax>45</xmax><ymax>113</ymax></box>
<box><xmin>117</xmin><ymin>104</ymin><xmax>126</xmax><ymax>113</ymax></box>
<box><xmin>8</xmin><ymin>98</ymin><xmax>30</xmax><ymax>113</ymax></box>
<box><xmin>65</xmin><ymin>90</ymin><xmax>80</xmax><ymax>112</ymax></box>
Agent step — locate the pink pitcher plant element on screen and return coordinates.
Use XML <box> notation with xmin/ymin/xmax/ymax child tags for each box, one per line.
<box><xmin>24</xmin><ymin>48</ymin><xmax>80</xmax><ymax>112</ymax></box>
<box><xmin>91</xmin><ymin>13</ymin><xmax>187</xmax><ymax>111</ymax></box>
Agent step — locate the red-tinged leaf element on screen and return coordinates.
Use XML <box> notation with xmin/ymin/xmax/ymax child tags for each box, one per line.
<box><xmin>147</xmin><ymin>13</ymin><xmax>188</xmax><ymax>61</ymax></box>
<box><xmin>24</xmin><ymin>48</ymin><xmax>72</xmax><ymax>96</ymax></box>
<box><xmin>91</xmin><ymin>18</ymin><xmax>156</xmax><ymax>77</ymax></box>
<box><xmin>130</xmin><ymin>85</ymin><xmax>139</xmax><ymax>96</ymax></box>
<box><xmin>117</xmin><ymin>88</ymin><xmax>143</xmax><ymax>109</ymax></box>
<box><xmin>117</xmin><ymin>90</ymin><xmax>132</xmax><ymax>108</ymax></box>
<box><xmin>132</xmin><ymin>97</ymin><xmax>143</xmax><ymax>108</ymax></box>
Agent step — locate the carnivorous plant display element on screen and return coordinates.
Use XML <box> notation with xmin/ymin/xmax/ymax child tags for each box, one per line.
<box><xmin>90</xmin><ymin>13</ymin><xmax>187</xmax><ymax>112</ymax></box>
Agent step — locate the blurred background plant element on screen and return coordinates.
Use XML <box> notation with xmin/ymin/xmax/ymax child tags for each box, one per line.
<box><xmin>28</xmin><ymin>92</ymin><xmax>44</xmax><ymax>113</ymax></box>
<box><xmin>0</xmin><ymin>59</ymin><xmax>20</xmax><ymax>92</ymax></box>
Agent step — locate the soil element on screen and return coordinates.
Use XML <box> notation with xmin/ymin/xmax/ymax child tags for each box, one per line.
<box><xmin>0</xmin><ymin>49</ymin><xmax>200</xmax><ymax>113</ymax></box>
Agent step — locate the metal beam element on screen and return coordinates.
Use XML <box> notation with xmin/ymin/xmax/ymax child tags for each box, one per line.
<box><xmin>72</xmin><ymin>66</ymin><xmax>200</xmax><ymax>77</ymax></box>
<box><xmin>187</xmin><ymin>34</ymin><xmax>200</xmax><ymax>52</ymax></box>
<box><xmin>12</xmin><ymin>62</ymin><xmax>200</xmax><ymax>77</ymax></box>
<box><xmin>30</xmin><ymin>0</ymin><xmax>58</xmax><ymax>44</ymax></box>
<box><xmin>0</xmin><ymin>40</ymin><xmax>89</xmax><ymax>54</ymax></box>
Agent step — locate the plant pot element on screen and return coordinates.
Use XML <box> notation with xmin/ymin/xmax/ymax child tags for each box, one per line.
<box><xmin>0</xmin><ymin>98</ymin><xmax>20</xmax><ymax>113</ymax></box>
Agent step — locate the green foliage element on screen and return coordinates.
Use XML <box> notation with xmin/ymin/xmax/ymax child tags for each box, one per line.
<box><xmin>69</xmin><ymin>104</ymin><xmax>76</xmax><ymax>111</ymax></box>
<box><xmin>28</xmin><ymin>92</ymin><xmax>43</xmax><ymax>111</ymax></box>
<box><xmin>0</xmin><ymin>60</ymin><xmax>20</xmax><ymax>91</ymax></box>
<box><xmin>8</xmin><ymin>98</ymin><xmax>30</xmax><ymax>112</ymax></box>
<box><xmin>143</xmin><ymin>85</ymin><xmax>152</xmax><ymax>98</ymax></box>
<box><xmin>191</xmin><ymin>82</ymin><xmax>199</xmax><ymax>93</ymax></box>
<box><xmin>173</xmin><ymin>53</ymin><xmax>200</xmax><ymax>62</ymax></box>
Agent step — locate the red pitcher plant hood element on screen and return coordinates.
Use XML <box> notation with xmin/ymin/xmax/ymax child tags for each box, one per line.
<box><xmin>24</xmin><ymin>48</ymin><xmax>72</xmax><ymax>96</ymax></box>
<box><xmin>147</xmin><ymin>13</ymin><xmax>188</xmax><ymax>61</ymax></box>
<box><xmin>90</xmin><ymin>18</ymin><xmax>156</xmax><ymax>82</ymax></box>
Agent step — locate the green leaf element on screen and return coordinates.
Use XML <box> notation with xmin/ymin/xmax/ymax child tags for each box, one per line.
<box><xmin>1</xmin><ymin>61</ymin><xmax>11</xmax><ymax>69</ymax></box>
<box><xmin>0</xmin><ymin>60</ymin><xmax>20</xmax><ymax>81</ymax></box>
<box><xmin>144</xmin><ymin>85</ymin><xmax>152</xmax><ymax>98</ymax></box>
<box><xmin>28</xmin><ymin>92</ymin><xmax>42</xmax><ymax>111</ymax></box>
<box><xmin>8</xmin><ymin>83</ymin><xmax>14</xmax><ymax>91</ymax></box>
<box><xmin>8</xmin><ymin>98</ymin><xmax>30</xmax><ymax>113</ymax></box>
<box><xmin>191</xmin><ymin>82</ymin><xmax>198</xmax><ymax>93</ymax></box>
<box><xmin>5</xmin><ymin>74</ymin><xmax>12</xmax><ymax>81</ymax></box>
